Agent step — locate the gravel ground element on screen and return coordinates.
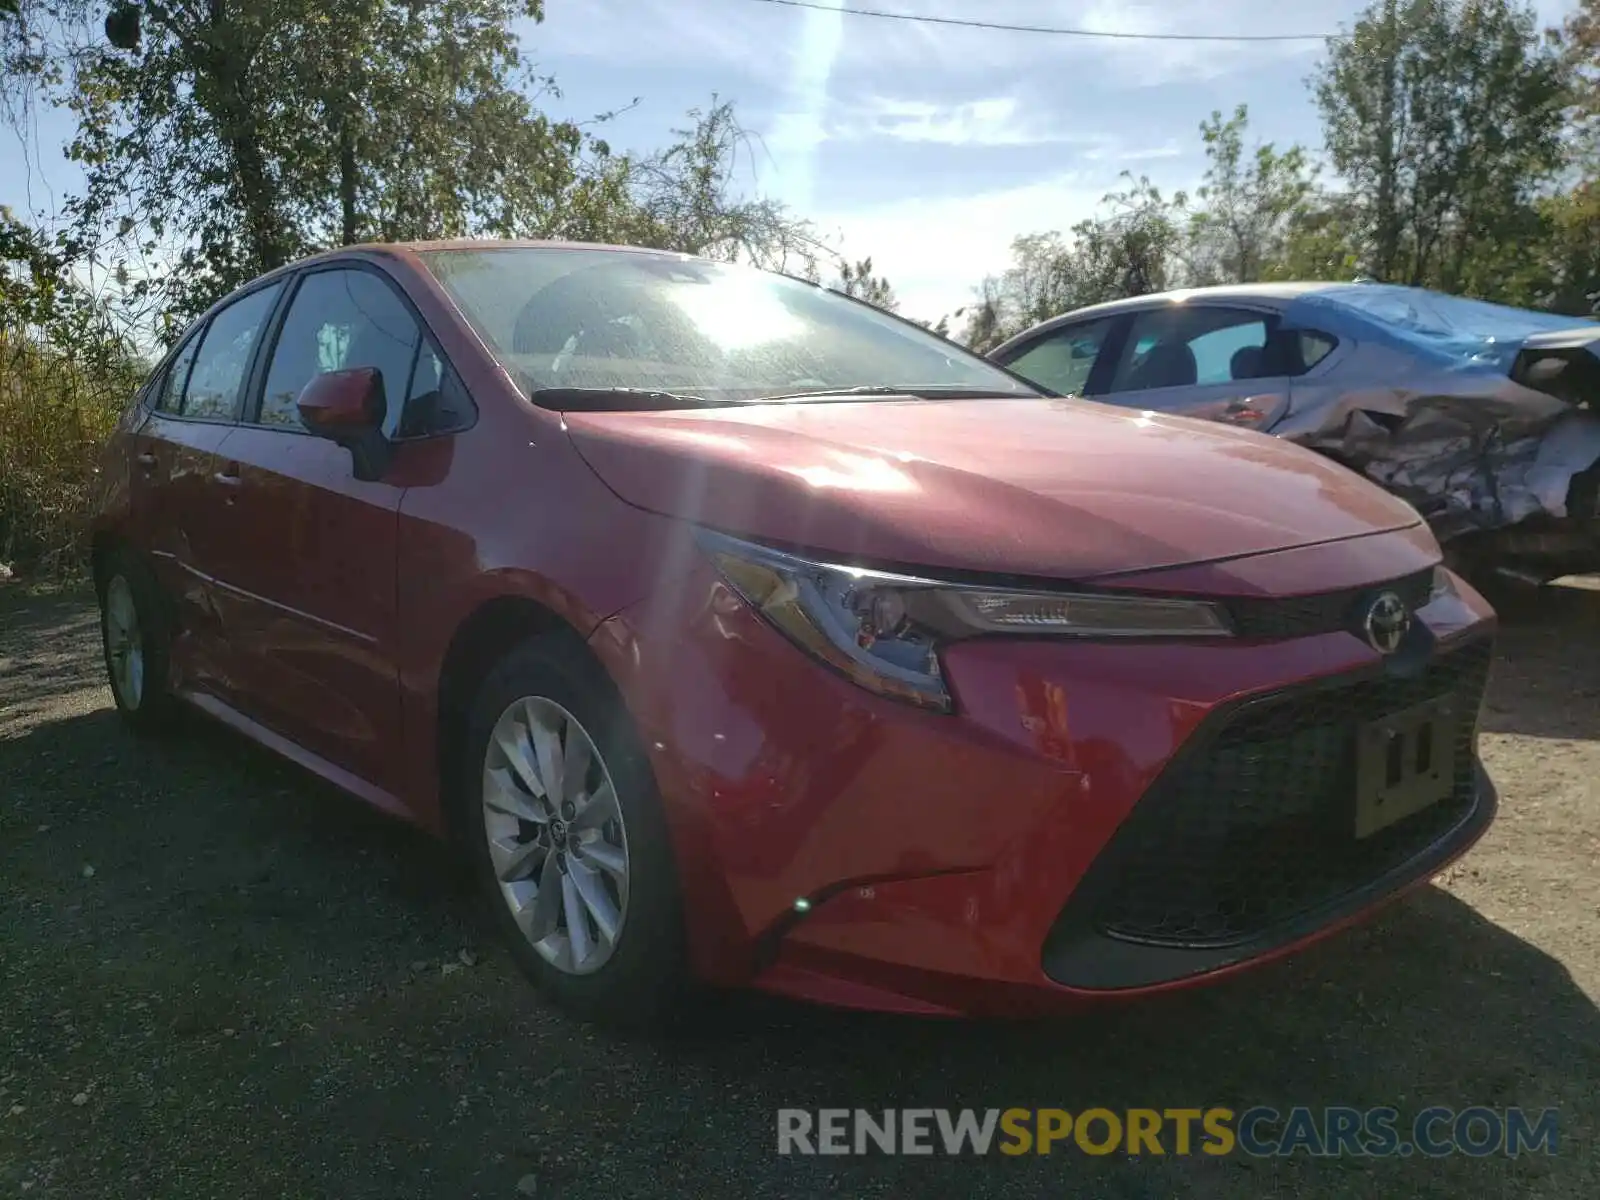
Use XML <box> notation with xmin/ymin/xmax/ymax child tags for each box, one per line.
<box><xmin>1</xmin><ymin>584</ymin><xmax>1597</xmax><ymax>1199</ymax></box>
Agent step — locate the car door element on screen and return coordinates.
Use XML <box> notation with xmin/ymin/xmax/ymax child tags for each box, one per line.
<box><xmin>203</xmin><ymin>264</ymin><xmax>425</xmax><ymax>791</ymax></box>
<box><xmin>131</xmin><ymin>283</ymin><xmax>284</xmax><ymax>697</ymax></box>
<box><xmin>127</xmin><ymin>325</ymin><xmax>205</xmax><ymax>593</ymax></box>
<box><xmin>1091</xmin><ymin>304</ymin><xmax>1295</xmax><ymax>430</ymax></box>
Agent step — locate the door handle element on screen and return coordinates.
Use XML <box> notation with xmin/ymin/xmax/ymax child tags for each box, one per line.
<box><xmin>135</xmin><ymin>452</ymin><xmax>158</xmax><ymax>471</ymax></box>
<box><xmin>213</xmin><ymin>462</ymin><xmax>242</xmax><ymax>503</ymax></box>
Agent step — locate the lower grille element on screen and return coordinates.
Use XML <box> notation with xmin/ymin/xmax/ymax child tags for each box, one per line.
<box><xmin>1076</xmin><ymin>639</ymin><xmax>1494</xmax><ymax>949</ymax></box>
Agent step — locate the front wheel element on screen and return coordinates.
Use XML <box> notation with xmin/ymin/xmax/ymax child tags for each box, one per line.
<box><xmin>99</xmin><ymin>549</ymin><xmax>179</xmax><ymax>734</ymax></box>
<box><xmin>461</xmin><ymin>633</ymin><xmax>688</xmax><ymax>1028</ymax></box>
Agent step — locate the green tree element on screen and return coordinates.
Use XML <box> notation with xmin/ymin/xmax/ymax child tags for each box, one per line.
<box><xmin>620</xmin><ymin>98</ymin><xmax>820</xmax><ymax>269</ymax></box>
<box><xmin>6</xmin><ymin>6</ymin><xmax>822</xmax><ymax>323</ymax></box>
<box><xmin>1313</xmin><ymin>0</ymin><xmax>1569</xmax><ymax>292</ymax></box>
<box><xmin>0</xmin><ymin>206</ymin><xmax>60</xmax><ymax>326</ymax></box>
<box><xmin>2</xmin><ymin>205</ymin><xmax>145</xmax><ymax>570</ymax></box>
<box><xmin>42</xmin><ymin>1</ymin><xmax>637</xmax><ymax>315</ymax></box>
<box><xmin>829</xmin><ymin>255</ymin><xmax>897</xmax><ymax>310</ymax></box>
<box><xmin>1541</xmin><ymin>0</ymin><xmax>1600</xmax><ymax>314</ymax></box>
<box><xmin>1185</xmin><ymin>105</ymin><xmax>1319</xmax><ymax>284</ymax></box>
<box><xmin>1076</xmin><ymin>175</ymin><xmax>1187</xmax><ymax>300</ymax></box>
<box><xmin>1270</xmin><ymin>193</ymin><xmax>1366</xmax><ymax>282</ymax></box>
<box><xmin>1537</xmin><ymin>185</ymin><xmax>1600</xmax><ymax>314</ymax></box>
<box><xmin>953</xmin><ymin>275</ymin><xmax>1009</xmax><ymax>353</ymax></box>
<box><xmin>271</xmin><ymin>2</ymin><xmax>626</xmax><ymax>250</ymax></box>
<box><xmin>1565</xmin><ymin>0</ymin><xmax>1600</xmax><ymax>165</ymax></box>
<box><xmin>958</xmin><ymin>175</ymin><xmax>1186</xmax><ymax>349</ymax></box>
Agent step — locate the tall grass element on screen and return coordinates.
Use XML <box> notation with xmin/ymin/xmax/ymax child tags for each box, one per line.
<box><xmin>0</xmin><ymin>326</ymin><xmax>142</xmax><ymax>576</ymax></box>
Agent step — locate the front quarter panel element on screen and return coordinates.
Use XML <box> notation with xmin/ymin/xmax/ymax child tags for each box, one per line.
<box><xmin>387</xmin><ymin>376</ymin><xmax>691</xmax><ymax>830</ymax></box>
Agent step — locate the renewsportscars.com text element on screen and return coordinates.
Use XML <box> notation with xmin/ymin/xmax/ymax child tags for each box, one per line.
<box><xmin>776</xmin><ymin>1106</ymin><xmax>1559</xmax><ymax>1158</ymax></box>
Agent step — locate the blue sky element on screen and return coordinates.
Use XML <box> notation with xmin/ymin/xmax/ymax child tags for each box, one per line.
<box><xmin>0</xmin><ymin>0</ymin><xmax>1581</xmax><ymax>324</ymax></box>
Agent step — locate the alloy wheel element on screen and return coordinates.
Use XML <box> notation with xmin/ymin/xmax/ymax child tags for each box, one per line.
<box><xmin>104</xmin><ymin>574</ymin><xmax>145</xmax><ymax>710</ymax></box>
<box><xmin>481</xmin><ymin>696</ymin><xmax>630</xmax><ymax>975</ymax></box>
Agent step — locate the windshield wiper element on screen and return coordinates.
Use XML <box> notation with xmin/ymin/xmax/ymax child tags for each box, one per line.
<box><xmin>754</xmin><ymin>384</ymin><xmax>1031</xmax><ymax>402</ymax></box>
<box><xmin>529</xmin><ymin>386</ymin><xmax>737</xmax><ymax>412</ymax></box>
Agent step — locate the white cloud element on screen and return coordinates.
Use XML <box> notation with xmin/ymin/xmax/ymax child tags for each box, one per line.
<box><xmin>822</xmin><ymin>0</ymin><xmax>1333</xmax><ymax>85</ymax></box>
<box><xmin>530</xmin><ymin>0</ymin><xmax>774</xmax><ymax>73</ymax></box>
<box><xmin>810</xmin><ymin>171</ymin><xmax>1137</xmax><ymax>323</ymax></box>
<box><xmin>1081</xmin><ymin>140</ymin><xmax>1184</xmax><ymax>164</ymax></box>
<box><xmin>528</xmin><ymin>0</ymin><xmax>1577</xmax><ymax>93</ymax></box>
<box><xmin>1062</xmin><ymin>0</ymin><xmax>1323</xmax><ymax>85</ymax></box>
<box><xmin>829</xmin><ymin>95</ymin><xmax>1075</xmax><ymax>147</ymax></box>
<box><xmin>761</xmin><ymin>0</ymin><xmax>847</xmax><ymax>213</ymax></box>
<box><xmin>534</xmin><ymin>0</ymin><xmax>1340</xmax><ymax>87</ymax></box>
<box><xmin>821</xmin><ymin>92</ymin><xmax>1188</xmax><ymax>156</ymax></box>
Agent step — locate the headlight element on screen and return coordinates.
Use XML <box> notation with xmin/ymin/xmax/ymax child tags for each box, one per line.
<box><xmin>698</xmin><ymin>530</ymin><xmax>1232</xmax><ymax>712</ymax></box>
<box><xmin>1429</xmin><ymin>565</ymin><xmax>1459</xmax><ymax>603</ymax></box>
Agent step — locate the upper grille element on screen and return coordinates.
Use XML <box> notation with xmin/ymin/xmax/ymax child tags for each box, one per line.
<box><xmin>1223</xmin><ymin>568</ymin><xmax>1434</xmax><ymax>640</ymax></box>
<box><xmin>1071</xmin><ymin>638</ymin><xmax>1493</xmax><ymax>950</ymax></box>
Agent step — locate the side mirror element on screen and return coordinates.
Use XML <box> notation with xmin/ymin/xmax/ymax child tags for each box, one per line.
<box><xmin>296</xmin><ymin>368</ymin><xmax>392</xmax><ymax>482</ymax></box>
<box><xmin>297</xmin><ymin>367</ymin><xmax>384</xmax><ymax>438</ymax></box>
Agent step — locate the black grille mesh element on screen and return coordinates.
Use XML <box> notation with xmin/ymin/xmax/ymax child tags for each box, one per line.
<box><xmin>1079</xmin><ymin>639</ymin><xmax>1493</xmax><ymax>949</ymax></box>
<box><xmin>1223</xmin><ymin>569</ymin><xmax>1434</xmax><ymax>640</ymax></box>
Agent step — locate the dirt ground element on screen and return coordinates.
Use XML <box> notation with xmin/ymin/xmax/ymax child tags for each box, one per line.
<box><xmin>1</xmin><ymin>584</ymin><xmax>1597</xmax><ymax>1199</ymax></box>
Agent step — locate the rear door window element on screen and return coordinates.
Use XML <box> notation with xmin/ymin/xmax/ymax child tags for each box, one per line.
<box><xmin>1104</xmin><ymin>307</ymin><xmax>1278</xmax><ymax>396</ymax></box>
<box><xmin>152</xmin><ymin>330</ymin><xmax>203</xmax><ymax>414</ymax></box>
<box><xmin>1188</xmin><ymin>322</ymin><xmax>1270</xmax><ymax>384</ymax></box>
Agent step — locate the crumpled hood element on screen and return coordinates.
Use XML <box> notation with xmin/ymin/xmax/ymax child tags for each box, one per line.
<box><xmin>563</xmin><ymin>397</ymin><xmax>1423</xmax><ymax>580</ymax></box>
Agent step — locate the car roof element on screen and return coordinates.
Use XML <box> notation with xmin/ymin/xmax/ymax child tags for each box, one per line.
<box><xmin>997</xmin><ymin>282</ymin><xmax>1347</xmax><ymax>348</ymax></box>
<box><xmin>303</xmin><ymin>238</ymin><xmax>698</xmax><ymax>267</ymax></box>
<box><xmin>210</xmin><ymin>239</ymin><xmax>714</xmax><ymax>319</ymax></box>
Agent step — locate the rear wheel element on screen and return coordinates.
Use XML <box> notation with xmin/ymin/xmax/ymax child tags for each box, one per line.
<box><xmin>99</xmin><ymin>549</ymin><xmax>179</xmax><ymax>734</ymax></box>
<box><xmin>460</xmin><ymin>633</ymin><xmax>688</xmax><ymax>1028</ymax></box>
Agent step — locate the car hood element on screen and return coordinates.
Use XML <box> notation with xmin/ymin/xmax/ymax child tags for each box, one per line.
<box><xmin>563</xmin><ymin>397</ymin><xmax>1423</xmax><ymax>580</ymax></box>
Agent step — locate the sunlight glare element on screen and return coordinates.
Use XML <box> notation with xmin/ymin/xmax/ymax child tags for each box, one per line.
<box><xmin>786</xmin><ymin>450</ymin><xmax>915</xmax><ymax>492</ymax></box>
<box><xmin>668</xmin><ymin>272</ymin><xmax>805</xmax><ymax>351</ymax></box>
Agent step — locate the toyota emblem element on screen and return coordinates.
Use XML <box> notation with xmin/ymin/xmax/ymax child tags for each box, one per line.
<box><xmin>1362</xmin><ymin>591</ymin><xmax>1411</xmax><ymax>655</ymax></box>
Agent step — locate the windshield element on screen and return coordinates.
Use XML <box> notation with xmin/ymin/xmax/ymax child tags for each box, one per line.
<box><xmin>421</xmin><ymin>247</ymin><xmax>1036</xmax><ymax>405</ymax></box>
<box><xmin>1316</xmin><ymin>284</ymin><xmax>1593</xmax><ymax>370</ymax></box>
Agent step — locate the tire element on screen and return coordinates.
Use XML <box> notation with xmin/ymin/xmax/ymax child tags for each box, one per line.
<box><xmin>98</xmin><ymin>548</ymin><xmax>180</xmax><ymax>735</ymax></box>
<box><xmin>459</xmin><ymin>632</ymin><xmax>689</xmax><ymax>1029</ymax></box>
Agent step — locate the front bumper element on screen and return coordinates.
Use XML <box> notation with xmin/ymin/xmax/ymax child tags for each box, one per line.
<box><xmin>587</xmin><ymin>538</ymin><xmax>1499</xmax><ymax>1017</ymax></box>
<box><xmin>1041</xmin><ymin>642</ymin><xmax>1496</xmax><ymax>992</ymax></box>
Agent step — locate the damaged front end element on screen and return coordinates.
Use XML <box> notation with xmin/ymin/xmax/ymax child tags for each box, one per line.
<box><xmin>1277</xmin><ymin>292</ymin><xmax>1600</xmax><ymax>584</ymax></box>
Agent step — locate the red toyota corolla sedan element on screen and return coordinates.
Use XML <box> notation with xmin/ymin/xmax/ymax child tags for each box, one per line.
<box><xmin>91</xmin><ymin>241</ymin><xmax>1498</xmax><ymax>1025</ymax></box>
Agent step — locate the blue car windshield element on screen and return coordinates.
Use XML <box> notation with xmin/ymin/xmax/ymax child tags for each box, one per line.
<box><xmin>1317</xmin><ymin>284</ymin><xmax>1592</xmax><ymax>369</ymax></box>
